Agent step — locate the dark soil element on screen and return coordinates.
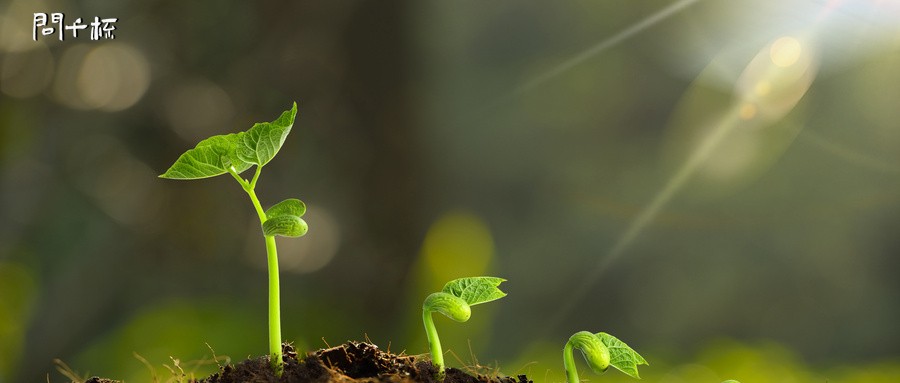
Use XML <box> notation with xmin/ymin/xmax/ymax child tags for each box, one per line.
<box><xmin>83</xmin><ymin>342</ymin><xmax>531</xmax><ymax>383</ymax></box>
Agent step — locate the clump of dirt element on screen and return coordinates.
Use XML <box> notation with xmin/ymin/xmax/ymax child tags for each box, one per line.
<box><xmin>82</xmin><ymin>342</ymin><xmax>531</xmax><ymax>383</ymax></box>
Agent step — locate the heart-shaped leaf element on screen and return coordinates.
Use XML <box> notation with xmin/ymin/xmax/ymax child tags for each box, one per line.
<box><xmin>441</xmin><ymin>276</ymin><xmax>506</xmax><ymax>306</ymax></box>
<box><xmin>265</xmin><ymin>198</ymin><xmax>306</xmax><ymax>219</ymax></box>
<box><xmin>160</xmin><ymin>102</ymin><xmax>297</xmax><ymax>180</ymax></box>
<box><xmin>262</xmin><ymin>215</ymin><xmax>308</xmax><ymax>237</ymax></box>
<box><xmin>159</xmin><ymin>134</ymin><xmax>251</xmax><ymax>179</ymax></box>
<box><xmin>236</xmin><ymin>102</ymin><xmax>298</xmax><ymax>167</ymax></box>
<box><xmin>596</xmin><ymin>332</ymin><xmax>648</xmax><ymax>379</ymax></box>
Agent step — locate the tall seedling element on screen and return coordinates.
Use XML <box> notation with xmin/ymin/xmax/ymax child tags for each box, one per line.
<box><xmin>160</xmin><ymin>102</ymin><xmax>306</xmax><ymax>375</ymax></box>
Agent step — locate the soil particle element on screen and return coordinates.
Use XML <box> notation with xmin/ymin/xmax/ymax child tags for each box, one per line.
<box><xmin>84</xmin><ymin>342</ymin><xmax>531</xmax><ymax>383</ymax></box>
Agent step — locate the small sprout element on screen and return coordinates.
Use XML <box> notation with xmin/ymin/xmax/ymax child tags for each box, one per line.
<box><xmin>422</xmin><ymin>276</ymin><xmax>507</xmax><ymax>372</ymax></box>
<box><xmin>160</xmin><ymin>102</ymin><xmax>303</xmax><ymax>376</ymax></box>
<box><xmin>564</xmin><ymin>331</ymin><xmax>647</xmax><ymax>383</ymax></box>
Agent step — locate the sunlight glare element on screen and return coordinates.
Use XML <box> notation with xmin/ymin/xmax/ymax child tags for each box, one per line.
<box><xmin>739</xmin><ymin>102</ymin><xmax>757</xmax><ymax>120</ymax></box>
<box><xmin>770</xmin><ymin>37</ymin><xmax>803</xmax><ymax>68</ymax></box>
<box><xmin>736</xmin><ymin>35</ymin><xmax>817</xmax><ymax>123</ymax></box>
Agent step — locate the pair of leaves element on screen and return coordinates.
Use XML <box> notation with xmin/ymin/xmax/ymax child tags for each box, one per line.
<box><xmin>262</xmin><ymin>199</ymin><xmax>307</xmax><ymax>237</ymax></box>
<box><xmin>424</xmin><ymin>277</ymin><xmax>506</xmax><ymax>323</ymax></box>
<box><xmin>441</xmin><ymin>276</ymin><xmax>507</xmax><ymax>306</ymax></box>
<box><xmin>160</xmin><ymin>102</ymin><xmax>298</xmax><ymax>180</ymax></box>
<box><xmin>584</xmin><ymin>332</ymin><xmax>648</xmax><ymax>379</ymax></box>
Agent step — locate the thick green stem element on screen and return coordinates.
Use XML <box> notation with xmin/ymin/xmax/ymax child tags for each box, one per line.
<box><xmin>264</xmin><ymin>234</ymin><xmax>282</xmax><ymax>373</ymax></box>
<box><xmin>564</xmin><ymin>341</ymin><xmax>579</xmax><ymax>383</ymax></box>
<box><xmin>422</xmin><ymin>309</ymin><xmax>444</xmax><ymax>371</ymax></box>
<box><xmin>231</xmin><ymin>166</ymin><xmax>283</xmax><ymax>375</ymax></box>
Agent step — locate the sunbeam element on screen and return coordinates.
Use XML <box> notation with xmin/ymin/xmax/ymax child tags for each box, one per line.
<box><xmin>508</xmin><ymin>0</ymin><xmax>702</xmax><ymax>98</ymax></box>
<box><xmin>544</xmin><ymin>30</ymin><xmax>820</xmax><ymax>332</ymax></box>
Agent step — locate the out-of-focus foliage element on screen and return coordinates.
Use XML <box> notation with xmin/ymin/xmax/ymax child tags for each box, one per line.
<box><xmin>0</xmin><ymin>262</ymin><xmax>36</xmax><ymax>381</ymax></box>
<box><xmin>71</xmin><ymin>299</ymin><xmax>261</xmax><ymax>382</ymax></box>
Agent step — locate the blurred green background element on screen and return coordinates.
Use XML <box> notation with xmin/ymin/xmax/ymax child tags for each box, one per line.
<box><xmin>2</xmin><ymin>1</ymin><xmax>900</xmax><ymax>382</ymax></box>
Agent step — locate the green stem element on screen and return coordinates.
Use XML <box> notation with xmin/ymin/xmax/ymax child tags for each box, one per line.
<box><xmin>230</xmin><ymin>166</ymin><xmax>283</xmax><ymax>375</ymax></box>
<box><xmin>228</xmin><ymin>166</ymin><xmax>251</xmax><ymax>190</ymax></box>
<box><xmin>264</xmin><ymin>234</ymin><xmax>282</xmax><ymax>374</ymax></box>
<box><xmin>422</xmin><ymin>309</ymin><xmax>444</xmax><ymax>371</ymax></box>
<box><xmin>564</xmin><ymin>341</ymin><xmax>579</xmax><ymax>383</ymax></box>
<box><xmin>249</xmin><ymin>164</ymin><xmax>262</xmax><ymax>190</ymax></box>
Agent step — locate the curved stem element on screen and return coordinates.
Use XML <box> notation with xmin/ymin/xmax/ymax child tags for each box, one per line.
<box><xmin>423</xmin><ymin>309</ymin><xmax>444</xmax><ymax>371</ymax></box>
<box><xmin>564</xmin><ymin>340</ymin><xmax>579</xmax><ymax>383</ymax></box>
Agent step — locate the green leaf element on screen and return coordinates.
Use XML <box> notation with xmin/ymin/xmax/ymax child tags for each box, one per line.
<box><xmin>596</xmin><ymin>332</ymin><xmax>648</xmax><ymax>379</ymax></box>
<box><xmin>265</xmin><ymin>198</ymin><xmax>306</xmax><ymax>219</ymax></box>
<box><xmin>262</xmin><ymin>215</ymin><xmax>308</xmax><ymax>237</ymax></box>
<box><xmin>159</xmin><ymin>134</ymin><xmax>252</xmax><ymax>179</ymax></box>
<box><xmin>441</xmin><ymin>276</ymin><xmax>506</xmax><ymax>306</ymax></box>
<box><xmin>235</xmin><ymin>102</ymin><xmax>298</xmax><ymax>167</ymax></box>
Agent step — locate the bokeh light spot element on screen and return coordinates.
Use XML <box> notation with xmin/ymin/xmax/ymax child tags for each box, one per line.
<box><xmin>0</xmin><ymin>13</ymin><xmax>36</xmax><ymax>53</ymax></box>
<box><xmin>770</xmin><ymin>36</ymin><xmax>802</xmax><ymax>68</ymax></box>
<box><xmin>754</xmin><ymin>81</ymin><xmax>771</xmax><ymax>97</ymax></box>
<box><xmin>76</xmin><ymin>43</ymin><xmax>151</xmax><ymax>111</ymax></box>
<box><xmin>266</xmin><ymin>204</ymin><xmax>341</xmax><ymax>274</ymax></box>
<box><xmin>1</xmin><ymin>46</ymin><xmax>54</xmax><ymax>98</ymax></box>
<box><xmin>422</xmin><ymin>210</ymin><xmax>494</xmax><ymax>286</ymax></box>
<box><xmin>163</xmin><ymin>79</ymin><xmax>234</xmax><ymax>142</ymax></box>
<box><xmin>65</xmin><ymin>135</ymin><xmax>164</xmax><ymax>228</ymax></box>
<box><xmin>739</xmin><ymin>102</ymin><xmax>757</xmax><ymax>120</ymax></box>
<box><xmin>735</xmin><ymin>36</ymin><xmax>817</xmax><ymax>122</ymax></box>
<box><xmin>52</xmin><ymin>44</ymin><xmax>93</xmax><ymax>110</ymax></box>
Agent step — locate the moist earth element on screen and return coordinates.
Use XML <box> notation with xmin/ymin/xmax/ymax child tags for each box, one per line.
<box><xmin>83</xmin><ymin>342</ymin><xmax>532</xmax><ymax>383</ymax></box>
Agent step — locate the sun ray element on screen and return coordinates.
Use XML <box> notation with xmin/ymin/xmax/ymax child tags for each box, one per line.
<box><xmin>508</xmin><ymin>0</ymin><xmax>702</xmax><ymax>98</ymax></box>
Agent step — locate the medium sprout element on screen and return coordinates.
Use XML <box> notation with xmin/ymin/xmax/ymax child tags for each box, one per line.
<box><xmin>564</xmin><ymin>330</ymin><xmax>647</xmax><ymax>382</ymax></box>
<box><xmin>422</xmin><ymin>276</ymin><xmax>506</xmax><ymax>372</ymax></box>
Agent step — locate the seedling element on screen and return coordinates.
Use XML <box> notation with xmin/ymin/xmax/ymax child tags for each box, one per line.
<box><xmin>160</xmin><ymin>102</ymin><xmax>305</xmax><ymax>375</ymax></box>
<box><xmin>564</xmin><ymin>330</ymin><xmax>647</xmax><ymax>382</ymax></box>
<box><xmin>422</xmin><ymin>276</ymin><xmax>507</xmax><ymax>372</ymax></box>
